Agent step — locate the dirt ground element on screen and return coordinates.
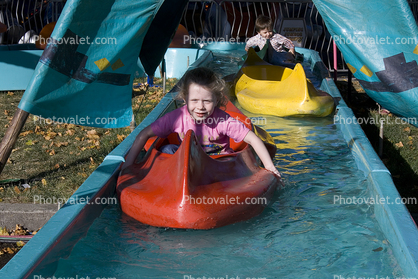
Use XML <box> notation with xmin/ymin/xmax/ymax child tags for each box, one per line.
<box><xmin>0</xmin><ymin>242</ymin><xmax>22</xmax><ymax>269</ymax></box>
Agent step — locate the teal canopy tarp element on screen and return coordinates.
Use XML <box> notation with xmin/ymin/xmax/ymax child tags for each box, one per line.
<box><xmin>313</xmin><ymin>0</ymin><xmax>418</xmax><ymax>124</ymax></box>
<box><xmin>18</xmin><ymin>0</ymin><xmax>188</xmax><ymax>128</ymax></box>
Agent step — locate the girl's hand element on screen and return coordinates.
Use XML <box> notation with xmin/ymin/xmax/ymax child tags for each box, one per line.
<box><xmin>266</xmin><ymin>166</ymin><xmax>285</xmax><ymax>187</ymax></box>
<box><xmin>243</xmin><ymin>131</ymin><xmax>282</xmax><ymax>179</ymax></box>
<box><xmin>266</xmin><ymin>165</ymin><xmax>281</xmax><ymax>177</ymax></box>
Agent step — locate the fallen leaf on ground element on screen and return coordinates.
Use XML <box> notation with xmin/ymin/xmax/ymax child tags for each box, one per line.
<box><xmin>25</xmin><ymin>140</ymin><xmax>36</xmax><ymax>145</ymax></box>
<box><xmin>2</xmin><ymin>247</ymin><xmax>18</xmax><ymax>254</ymax></box>
<box><xmin>66</xmin><ymin>129</ymin><xmax>75</xmax><ymax>136</ymax></box>
<box><xmin>0</xmin><ymin>227</ymin><xmax>9</xmax><ymax>236</ymax></box>
<box><xmin>117</xmin><ymin>134</ymin><xmax>127</xmax><ymax>142</ymax></box>
<box><xmin>20</xmin><ymin>130</ymin><xmax>33</xmax><ymax>137</ymax></box>
<box><xmin>87</xmin><ymin>130</ymin><xmax>100</xmax><ymax>140</ymax></box>
<box><xmin>395</xmin><ymin>142</ymin><xmax>404</xmax><ymax>148</ymax></box>
<box><xmin>44</xmin><ymin>132</ymin><xmax>57</xmax><ymax>141</ymax></box>
<box><xmin>55</xmin><ymin>142</ymin><xmax>69</xmax><ymax>147</ymax></box>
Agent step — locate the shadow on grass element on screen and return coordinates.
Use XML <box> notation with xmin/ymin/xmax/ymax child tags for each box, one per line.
<box><xmin>360</xmin><ymin>121</ymin><xmax>418</xmax><ymax>214</ymax></box>
<box><xmin>1</xmin><ymin>156</ymin><xmax>92</xmax><ymax>189</ymax></box>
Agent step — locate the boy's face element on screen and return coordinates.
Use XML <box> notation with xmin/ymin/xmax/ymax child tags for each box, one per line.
<box><xmin>258</xmin><ymin>28</ymin><xmax>273</xmax><ymax>40</ymax></box>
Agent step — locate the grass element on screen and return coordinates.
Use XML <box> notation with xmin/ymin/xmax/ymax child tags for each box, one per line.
<box><xmin>336</xmin><ymin>77</ymin><xmax>418</xmax><ymax>214</ymax></box>
<box><xmin>0</xmin><ymin>77</ymin><xmax>178</xmax><ymax>204</ymax></box>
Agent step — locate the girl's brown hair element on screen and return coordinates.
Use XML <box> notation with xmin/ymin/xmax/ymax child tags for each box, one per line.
<box><xmin>255</xmin><ymin>15</ymin><xmax>273</xmax><ymax>33</ymax></box>
<box><xmin>177</xmin><ymin>67</ymin><xmax>228</xmax><ymax>108</ymax></box>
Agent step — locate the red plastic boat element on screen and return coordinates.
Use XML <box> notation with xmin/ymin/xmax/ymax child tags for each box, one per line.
<box><xmin>117</xmin><ymin>101</ymin><xmax>280</xmax><ymax>229</ymax></box>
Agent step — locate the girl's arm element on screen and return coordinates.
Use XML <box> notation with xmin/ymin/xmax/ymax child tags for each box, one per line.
<box><xmin>243</xmin><ymin>131</ymin><xmax>281</xmax><ymax>177</ymax></box>
<box><xmin>122</xmin><ymin>125</ymin><xmax>156</xmax><ymax>170</ymax></box>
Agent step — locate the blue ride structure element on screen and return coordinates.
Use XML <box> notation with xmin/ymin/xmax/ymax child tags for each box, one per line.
<box><xmin>313</xmin><ymin>0</ymin><xmax>418</xmax><ymax>125</ymax></box>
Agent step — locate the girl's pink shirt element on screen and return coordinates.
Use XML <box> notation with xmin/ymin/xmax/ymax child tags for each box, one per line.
<box><xmin>151</xmin><ymin>106</ymin><xmax>250</xmax><ymax>154</ymax></box>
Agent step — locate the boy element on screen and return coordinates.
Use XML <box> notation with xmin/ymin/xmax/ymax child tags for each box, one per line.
<box><xmin>245</xmin><ymin>15</ymin><xmax>295</xmax><ymax>66</ymax></box>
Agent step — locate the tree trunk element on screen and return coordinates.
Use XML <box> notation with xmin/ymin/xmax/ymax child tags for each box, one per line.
<box><xmin>0</xmin><ymin>108</ymin><xmax>29</xmax><ymax>175</ymax></box>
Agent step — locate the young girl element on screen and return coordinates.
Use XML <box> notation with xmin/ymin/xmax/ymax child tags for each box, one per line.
<box><xmin>122</xmin><ymin>67</ymin><xmax>281</xmax><ymax>177</ymax></box>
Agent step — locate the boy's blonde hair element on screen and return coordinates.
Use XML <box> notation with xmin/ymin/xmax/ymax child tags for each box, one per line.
<box><xmin>255</xmin><ymin>15</ymin><xmax>273</xmax><ymax>33</ymax></box>
<box><xmin>178</xmin><ymin>67</ymin><xmax>228</xmax><ymax>108</ymax></box>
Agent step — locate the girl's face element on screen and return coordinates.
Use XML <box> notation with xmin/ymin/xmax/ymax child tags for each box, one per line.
<box><xmin>186</xmin><ymin>83</ymin><xmax>217</xmax><ymax>122</ymax></box>
<box><xmin>259</xmin><ymin>28</ymin><xmax>273</xmax><ymax>39</ymax></box>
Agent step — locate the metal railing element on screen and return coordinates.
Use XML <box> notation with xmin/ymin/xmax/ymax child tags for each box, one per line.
<box><xmin>180</xmin><ymin>0</ymin><xmax>418</xmax><ymax>72</ymax></box>
<box><xmin>179</xmin><ymin>0</ymin><xmax>344</xmax><ymax>72</ymax></box>
<box><xmin>0</xmin><ymin>0</ymin><xmax>66</xmax><ymax>44</ymax></box>
<box><xmin>1</xmin><ymin>0</ymin><xmax>418</xmax><ymax>72</ymax></box>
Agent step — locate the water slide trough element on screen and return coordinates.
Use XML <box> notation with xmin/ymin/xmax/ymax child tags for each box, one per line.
<box><xmin>1</xmin><ymin>44</ymin><xmax>418</xmax><ymax>277</ymax></box>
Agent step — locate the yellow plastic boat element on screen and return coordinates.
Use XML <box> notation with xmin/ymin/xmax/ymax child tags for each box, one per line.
<box><xmin>233</xmin><ymin>48</ymin><xmax>335</xmax><ymax>117</ymax></box>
